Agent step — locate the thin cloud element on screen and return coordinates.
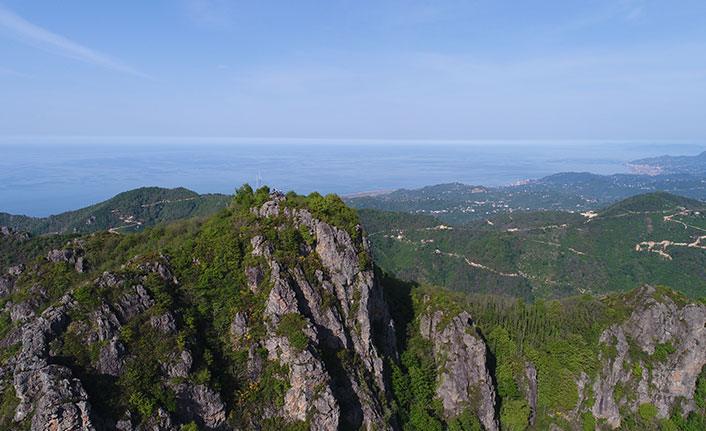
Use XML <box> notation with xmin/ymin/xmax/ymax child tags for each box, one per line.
<box><xmin>0</xmin><ymin>4</ymin><xmax>148</xmax><ymax>78</ymax></box>
<box><xmin>181</xmin><ymin>0</ymin><xmax>233</xmax><ymax>28</ymax></box>
<box><xmin>0</xmin><ymin>65</ymin><xmax>30</xmax><ymax>77</ymax></box>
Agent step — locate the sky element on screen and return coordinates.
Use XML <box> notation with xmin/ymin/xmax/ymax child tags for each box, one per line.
<box><xmin>0</xmin><ymin>0</ymin><xmax>705</xmax><ymax>140</ymax></box>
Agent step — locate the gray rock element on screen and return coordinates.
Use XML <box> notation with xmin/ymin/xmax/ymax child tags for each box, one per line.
<box><xmin>116</xmin><ymin>284</ymin><xmax>155</xmax><ymax>321</ymax></box>
<box><xmin>1</xmin><ymin>226</ymin><xmax>29</xmax><ymax>241</ymax></box>
<box><xmin>0</xmin><ymin>275</ymin><xmax>14</xmax><ymax>299</ymax></box>
<box><xmin>230</xmin><ymin>311</ymin><xmax>249</xmax><ymax>339</ymax></box>
<box><xmin>95</xmin><ymin>271</ymin><xmax>123</xmax><ymax>289</ymax></box>
<box><xmin>244</xmin><ymin>265</ymin><xmax>265</xmax><ymax>292</ymax></box>
<box><xmin>139</xmin><ymin>407</ymin><xmax>175</xmax><ymax>431</ymax></box>
<box><xmin>254</xmin><ymin>199</ymin><xmax>398</xmax><ymax>431</ymax></box>
<box><xmin>593</xmin><ymin>285</ymin><xmax>706</xmax><ymax>428</ymax></box>
<box><xmin>150</xmin><ymin>312</ymin><xmax>177</xmax><ymax>335</ymax></box>
<box><xmin>90</xmin><ymin>302</ymin><xmax>121</xmax><ymax>342</ymax></box>
<box><xmin>75</xmin><ymin>257</ymin><xmax>88</xmax><ymax>273</ymax></box>
<box><xmin>173</xmin><ymin>383</ymin><xmax>226</xmax><ymax>428</ymax></box>
<box><xmin>161</xmin><ymin>350</ymin><xmax>193</xmax><ymax>379</ymax></box>
<box><xmin>0</xmin><ymin>325</ymin><xmax>23</xmax><ymax>349</ymax></box>
<box><xmin>522</xmin><ymin>362</ymin><xmax>538</xmax><ymax>426</ymax></box>
<box><xmin>11</xmin><ymin>301</ymin><xmax>36</xmax><ymax>323</ymax></box>
<box><xmin>130</xmin><ymin>254</ymin><xmax>178</xmax><ymax>284</ymax></box>
<box><xmin>48</xmin><ymin>249</ymin><xmax>87</xmax><ymax>274</ymax></box>
<box><xmin>97</xmin><ymin>339</ymin><xmax>126</xmax><ymax>376</ymax></box>
<box><xmin>47</xmin><ymin>249</ymin><xmax>77</xmax><ymax>264</ymax></box>
<box><xmin>420</xmin><ymin>309</ymin><xmax>498</xmax><ymax>431</ymax></box>
<box><xmin>247</xmin><ymin>345</ymin><xmax>264</xmax><ymax>382</ymax></box>
<box><xmin>13</xmin><ymin>304</ymin><xmax>97</xmax><ymax>430</ymax></box>
<box><xmin>7</xmin><ymin>263</ymin><xmax>25</xmax><ymax>276</ymax></box>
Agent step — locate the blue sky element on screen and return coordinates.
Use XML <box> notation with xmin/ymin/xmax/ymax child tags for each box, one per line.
<box><xmin>0</xmin><ymin>0</ymin><xmax>705</xmax><ymax>140</ymax></box>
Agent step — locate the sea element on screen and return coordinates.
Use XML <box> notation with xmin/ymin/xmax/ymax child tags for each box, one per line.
<box><xmin>1</xmin><ymin>138</ymin><xmax>704</xmax><ymax>217</ymax></box>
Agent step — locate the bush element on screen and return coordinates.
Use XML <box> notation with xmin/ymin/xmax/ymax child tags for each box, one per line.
<box><xmin>695</xmin><ymin>366</ymin><xmax>706</xmax><ymax>409</ymax></box>
<box><xmin>653</xmin><ymin>341</ymin><xmax>675</xmax><ymax>362</ymax></box>
<box><xmin>638</xmin><ymin>403</ymin><xmax>658</xmax><ymax>421</ymax></box>
<box><xmin>447</xmin><ymin>410</ymin><xmax>482</xmax><ymax>431</ymax></box>
<box><xmin>500</xmin><ymin>399</ymin><xmax>530</xmax><ymax>431</ymax></box>
<box><xmin>276</xmin><ymin>314</ymin><xmax>309</xmax><ymax>352</ymax></box>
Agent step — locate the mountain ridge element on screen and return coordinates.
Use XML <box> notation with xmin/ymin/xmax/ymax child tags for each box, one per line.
<box><xmin>2</xmin><ymin>188</ymin><xmax>706</xmax><ymax>430</ymax></box>
<box><xmin>0</xmin><ymin>187</ymin><xmax>230</xmax><ymax>235</ymax></box>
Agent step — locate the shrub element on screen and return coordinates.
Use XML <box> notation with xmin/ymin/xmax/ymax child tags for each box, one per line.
<box><xmin>638</xmin><ymin>403</ymin><xmax>658</xmax><ymax>421</ymax></box>
<box><xmin>500</xmin><ymin>399</ymin><xmax>530</xmax><ymax>431</ymax></box>
<box><xmin>276</xmin><ymin>314</ymin><xmax>309</xmax><ymax>352</ymax></box>
<box><xmin>653</xmin><ymin>341</ymin><xmax>675</xmax><ymax>362</ymax></box>
<box><xmin>448</xmin><ymin>410</ymin><xmax>483</xmax><ymax>431</ymax></box>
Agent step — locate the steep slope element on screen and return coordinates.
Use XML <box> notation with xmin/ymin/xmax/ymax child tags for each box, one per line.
<box><xmin>0</xmin><ymin>187</ymin><xmax>230</xmax><ymax>235</ymax></box>
<box><xmin>0</xmin><ymin>187</ymin><xmax>405</xmax><ymax>430</ymax></box>
<box><xmin>4</xmin><ymin>187</ymin><xmax>706</xmax><ymax>431</ymax></box>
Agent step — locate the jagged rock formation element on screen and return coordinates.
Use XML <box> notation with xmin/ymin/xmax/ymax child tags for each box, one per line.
<box><xmin>1</xmin><ymin>193</ymin><xmax>405</xmax><ymax>430</ymax></box>
<box><xmin>419</xmin><ymin>307</ymin><xmax>499</xmax><ymax>431</ymax></box>
<box><xmin>592</xmin><ymin>286</ymin><xmax>706</xmax><ymax>428</ymax></box>
<box><xmin>1</xmin><ymin>251</ymin><xmax>225</xmax><ymax>430</ymax></box>
<box><xmin>250</xmin><ymin>194</ymin><xmax>398</xmax><ymax>430</ymax></box>
<box><xmin>4</xmin><ymin>191</ymin><xmax>706</xmax><ymax>431</ymax></box>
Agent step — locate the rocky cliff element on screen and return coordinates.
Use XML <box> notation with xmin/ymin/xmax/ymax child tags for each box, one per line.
<box><xmin>591</xmin><ymin>286</ymin><xmax>706</xmax><ymax>429</ymax></box>
<box><xmin>4</xmin><ymin>189</ymin><xmax>706</xmax><ymax>431</ymax></box>
<box><xmin>0</xmin><ymin>191</ymin><xmax>404</xmax><ymax>430</ymax></box>
<box><xmin>419</xmin><ymin>307</ymin><xmax>498</xmax><ymax>431</ymax></box>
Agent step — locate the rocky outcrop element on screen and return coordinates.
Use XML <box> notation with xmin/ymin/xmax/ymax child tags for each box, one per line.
<box><xmin>252</xmin><ymin>195</ymin><xmax>398</xmax><ymax>430</ymax></box>
<box><xmin>47</xmin><ymin>249</ymin><xmax>87</xmax><ymax>273</ymax></box>
<box><xmin>519</xmin><ymin>361</ymin><xmax>538</xmax><ymax>426</ymax></box>
<box><xmin>593</xmin><ymin>286</ymin><xmax>706</xmax><ymax>428</ymax></box>
<box><xmin>150</xmin><ymin>312</ymin><xmax>177</xmax><ymax>335</ymax></box>
<box><xmin>419</xmin><ymin>308</ymin><xmax>499</xmax><ymax>431</ymax></box>
<box><xmin>12</xmin><ymin>298</ymin><xmax>98</xmax><ymax>431</ymax></box>
<box><xmin>0</xmin><ymin>275</ymin><xmax>14</xmax><ymax>299</ymax></box>
<box><xmin>1</xmin><ymin>226</ymin><xmax>30</xmax><ymax>241</ymax></box>
<box><xmin>97</xmin><ymin>339</ymin><xmax>126</xmax><ymax>376</ymax></box>
<box><xmin>7</xmin><ymin>263</ymin><xmax>25</xmax><ymax>277</ymax></box>
<box><xmin>172</xmin><ymin>383</ymin><xmax>226</xmax><ymax>428</ymax></box>
<box><xmin>3</xmin><ymin>255</ymin><xmax>227</xmax><ymax>430</ymax></box>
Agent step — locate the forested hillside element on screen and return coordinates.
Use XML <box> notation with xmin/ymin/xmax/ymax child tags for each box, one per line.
<box><xmin>346</xmin><ymin>173</ymin><xmax>706</xmax><ymax>225</ymax></box>
<box><xmin>0</xmin><ymin>187</ymin><xmax>230</xmax><ymax>235</ymax></box>
<box><xmin>360</xmin><ymin>192</ymin><xmax>706</xmax><ymax>299</ymax></box>
<box><xmin>2</xmin><ymin>187</ymin><xmax>706</xmax><ymax>430</ymax></box>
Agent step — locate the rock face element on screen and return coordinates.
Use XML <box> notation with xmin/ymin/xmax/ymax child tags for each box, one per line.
<box><xmin>252</xmin><ymin>195</ymin><xmax>398</xmax><ymax>430</ymax></box>
<box><xmin>520</xmin><ymin>362</ymin><xmax>538</xmax><ymax>426</ymax></box>
<box><xmin>12</xmin><ymin>301</ymin><xmax>98</xmax><ymax>431</ymax></box>
<box><xmin>592</xmin><ymin>286</ymin><xmax>706</xmax><ymax>428</ymax></box>
<box><xmin>3</xmin><ymin>257</ymin><xmax>225</xmax><ymax>431</ymax></box>
<box><xmin>419</xmin><ymin>308</ymin><xmax>499</xmax><ymax>431</ymax></box>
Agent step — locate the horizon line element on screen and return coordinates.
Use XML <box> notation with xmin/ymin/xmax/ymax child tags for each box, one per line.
<box><xmin>0</xmin><ymin>136</ymin><xmax>702</xmax><ymax>145</ymax></box>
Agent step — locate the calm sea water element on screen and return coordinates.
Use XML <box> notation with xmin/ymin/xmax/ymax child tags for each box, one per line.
<box><xmin>1</xmin><ymin>139</ymin><xmax>703</xmax><ymax>217</ymax></box>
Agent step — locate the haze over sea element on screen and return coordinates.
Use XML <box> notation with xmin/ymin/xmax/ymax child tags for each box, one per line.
<box><xmin>1</xmin><ymin>139</ymin><xmax>703</xmax><ymax>217</ymax></box>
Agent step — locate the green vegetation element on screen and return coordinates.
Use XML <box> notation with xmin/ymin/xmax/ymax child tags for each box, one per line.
<box><xmin>276</xmin><ymin>313</ymin><xmax>309</xmax><ymax>352</ymax></box>
<box><xmin>0</xmin><ymin>186</ymin><xmax>230</xmax><ymax>235</ymax></box>
<box><xmin>362</xmin><ymin>192</ymin><xmax>706</xmax><ymax>299</ymax></box>
<box><xmin>3</xmin><ymin>185</ymin><xmax>706</xmax><ymax>430</ymax></box>
<box><xmin>0</xmin><ymin>185</ymin><xmax>378</xmax><ymax>430</ymax></box>
<box><xmin>346</xmin><ymin>174</ymin><xmax>706</xmax><ymax>225</ymax></box>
